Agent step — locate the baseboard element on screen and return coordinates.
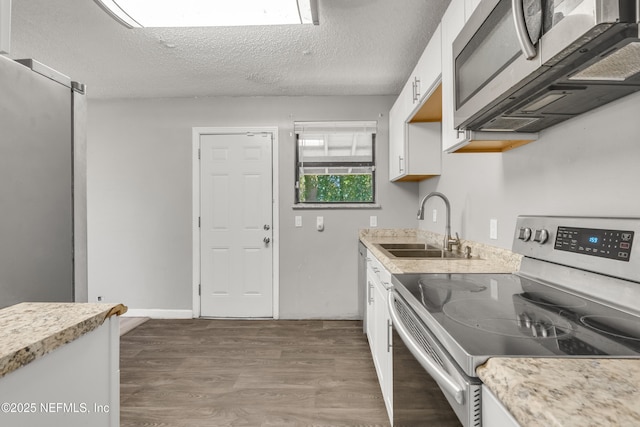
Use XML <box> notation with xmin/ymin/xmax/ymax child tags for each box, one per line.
<box><xmin>122</xmin><ymin>309</ymin><xmax>193</xmax><ymax>319</ymax></box>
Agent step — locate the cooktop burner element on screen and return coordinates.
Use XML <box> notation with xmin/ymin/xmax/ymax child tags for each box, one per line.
<box><xmin>418</xmin><ymin>277</ymin><xmax>487</xmax><ymax>293</ymax></box>
<box><xmin>442</xmin><ymin>298</ymin><xmax>572</xmax><ymax>339</ymax></box>
<box><xmin>518</xmin><ymin>291</ymin><xmax>587</xmax><ymax>309</ymax></box>
<box><xmin>580</xmin><ymin>315</ymin><xmax>640</xmax><ymax>342</ymax></box>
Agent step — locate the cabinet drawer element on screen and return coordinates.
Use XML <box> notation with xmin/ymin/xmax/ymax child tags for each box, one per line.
<box><xmin>366</xmin><ymin>250</ymin><xmax>392</xmax><ymax>289</ymax></box>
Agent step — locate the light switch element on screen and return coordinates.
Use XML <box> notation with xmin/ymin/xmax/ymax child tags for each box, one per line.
<box><xmin>295</xmin><ymin>216</ymin><xmax>302</xmax><ymax>227</ymax></box>
<box><xmin>370</xmin><ymin>216</ymin><xmax>378</xmax><ymax>227</ymax></box>
<box><xmin>316</xmin><ymin>216</ymin><xmax>324</xmax><ymax>232</ymax></box>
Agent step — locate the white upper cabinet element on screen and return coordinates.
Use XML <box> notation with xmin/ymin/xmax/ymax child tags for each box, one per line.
<box><xmin>389</xmin><ymin>80</ymin><xmax>414</xmax><ymax>180</ymax></box>
<box><xmin>441</xmin><ymin>0</ymin><xmax>467</xmax><ymax>153</ymax></box>
<box><xmin>389</xmin><ymin>24</ymin><xmax>443</xmax><ymax>182</ymax></box>
<box><xmin>412</xmin><ymin>24</ymin><xmax>442</xmax><ymax>107</ymax></box>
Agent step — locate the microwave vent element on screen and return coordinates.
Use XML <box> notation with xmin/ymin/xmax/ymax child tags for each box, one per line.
<box><xmin>570</xmin><ymin>42</ymin><xmax>640</xmax><ymax>82</ymax></box>
<box><xmin>480</xmin><ymin>117</ymin><xmax>539</xmax><ymax>131</ymax></box>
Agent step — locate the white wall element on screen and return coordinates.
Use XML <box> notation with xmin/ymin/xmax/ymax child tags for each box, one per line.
<box><xmin>418</xmin><ymin>91</ymin><xmax>640</xmax><ymax>248</ymax></box>
<box><xmin>87</xmin><ymin>95</ymin><xmax>419</xmax><ymax>318</ymax></box>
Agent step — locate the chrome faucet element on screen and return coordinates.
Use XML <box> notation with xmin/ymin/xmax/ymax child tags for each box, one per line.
<box><xmin>417</xmin><ymin>192</ymin><xmax>460</xmax><ymax>251</ymax></box>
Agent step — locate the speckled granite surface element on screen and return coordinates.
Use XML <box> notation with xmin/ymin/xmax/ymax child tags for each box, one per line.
<box><xmin>478</xmin><ymin>358</ymin><xmax>640</xmax><ymax>427</ymax></box>
<box><xmin>359</xmin><ymin>228</ymin><xmax>521</xmax><ymax>274</ymax></box>
<box><xmin>0</xmin><ymin>302</ymin><xmax>127</xmax><ymax>378</ymax></box>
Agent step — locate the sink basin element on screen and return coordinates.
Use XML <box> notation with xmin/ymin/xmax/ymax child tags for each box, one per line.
<box><xmin>372</xmin><ymin>242</ymin><xmax>475</xmax><ymax>260</ymax></box>
<box><xmin>387</xmin><ymin>249</ymin><xmax>467</xmax><ymax>259</ymax></box>
<box><xmin>378</xmin><ymin>243</ymin><xmax>440</xmax><ymax>250</ymax></box>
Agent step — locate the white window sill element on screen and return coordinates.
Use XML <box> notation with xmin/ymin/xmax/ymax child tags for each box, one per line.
<box><xmin>292</xmin><ymin>203</ymin><xmax>381</xmax><ymax>210</ymax></box>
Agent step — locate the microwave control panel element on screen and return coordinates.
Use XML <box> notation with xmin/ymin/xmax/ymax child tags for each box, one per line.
<box><xmin>555</xmin><ymin>226</ymin><xmax>634</xmax><ymax>262</ymax></box>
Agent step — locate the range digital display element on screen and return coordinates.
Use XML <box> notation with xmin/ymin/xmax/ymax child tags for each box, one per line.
<box><xmin>555</xmin><ymin>226</ymin><xmax>634</xmax><ymax>262</ymax></box>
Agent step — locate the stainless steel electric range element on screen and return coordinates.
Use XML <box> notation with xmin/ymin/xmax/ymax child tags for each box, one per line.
<box><xmin>389</xmin><ymin>216</ymin><xmax>640</xmax><ymax>427</ymax></box>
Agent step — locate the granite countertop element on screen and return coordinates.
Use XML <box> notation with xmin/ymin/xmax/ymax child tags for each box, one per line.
<box><xmin>0</xmin><ymin>302</ymin><xmax>127</xmax><ymax>378</ymax></box>
<box><xmin>478</xmin><ymin>358</ymin><xmax>640</xmax><ymax>427</ymax></box>
<box><xmin>359</xmin><ymin>228</ymin><xmax>521</xmax><ymax>274</ymax></box>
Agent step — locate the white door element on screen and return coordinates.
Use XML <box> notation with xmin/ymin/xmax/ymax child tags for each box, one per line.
<box><xmin>200</xmin><ymin>133</ymin><xmax>273</xmax><ymax>317</ymax></box>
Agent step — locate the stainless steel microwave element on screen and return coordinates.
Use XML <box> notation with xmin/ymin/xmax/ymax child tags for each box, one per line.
<box><xmin>453</xmin><ymin>0</ymin><xmax>640</xmax><ymax>132</ymax></box>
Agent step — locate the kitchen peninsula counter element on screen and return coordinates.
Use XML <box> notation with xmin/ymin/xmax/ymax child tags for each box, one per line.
<box><xmin>478</xmin><ymin>358</ymin><xmax>640</xmax><ymax>427</ymax></box>
<box><xmin>0</xmin><ymin>302</ymin><xmax>126</xmax><ymax>427</ymax></box>
<box><xmin>0</xmin><ymin>302</ymin><xmax>127</xmax><ymax>378</ymax></box>
<box><xmin>360</xmin><ymin>228</ymin><xmax>521</xmax><ymax>274</ymax></box>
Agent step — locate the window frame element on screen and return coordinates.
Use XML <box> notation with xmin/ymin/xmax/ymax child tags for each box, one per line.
<box><xmin>294</xmin><ymin>124</ymin><xmax>377</xmax><ymax>206</ymax></box>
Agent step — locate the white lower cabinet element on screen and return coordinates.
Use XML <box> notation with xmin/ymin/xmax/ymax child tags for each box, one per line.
<box><xmin>482</xmin><ymin>386</ymin><xmax>521</xmax><ymax>427</ymax></box>
<box><xmin>0</xmin><ymin>317</ymin><xmax>120</xmax><ymax>427</ymax></box>
<box><xmin>365</xmin><ymin>250</ymin><xmax>393</xmax><ymax>423</ymax></box>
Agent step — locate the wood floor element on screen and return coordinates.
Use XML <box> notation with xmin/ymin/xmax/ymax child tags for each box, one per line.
<box><xmin>120</xmin><ymin>319</ymin><xmax>392</xmax><ymax>427</ymax></box>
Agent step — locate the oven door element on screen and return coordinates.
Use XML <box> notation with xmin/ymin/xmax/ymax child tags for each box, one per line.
<box><xmin>453</xmin><ymin>0</ymin><xmax>622</xmax><ymax>131</ymax></box>
<box><xmin>388</xmin><ymin>291</ymin><xmax>481</xmax><ymax>427</ymax></box>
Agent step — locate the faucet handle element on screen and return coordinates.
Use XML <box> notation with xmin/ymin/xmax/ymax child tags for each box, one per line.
<box><xmin>449</xmin><ymin>233</ymin><xmax>462</xmax><ymax>251</ymax></box>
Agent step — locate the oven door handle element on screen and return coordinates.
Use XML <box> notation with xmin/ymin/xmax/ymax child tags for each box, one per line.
<box><xmin>388</xmin><ymin>291</ymin><xmax>465</xmax><ymax>405</ymax></box>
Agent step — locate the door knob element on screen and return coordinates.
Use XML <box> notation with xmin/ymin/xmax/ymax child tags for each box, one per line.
<box><xmin>264</xmin><ymin>224</ymin><xmax>271</xmax><ymax>231</ymax></box>
<box><xmin>263</xmin><ymin>237</ymin><xmax>271</xmax><ymax>245</ymax></box>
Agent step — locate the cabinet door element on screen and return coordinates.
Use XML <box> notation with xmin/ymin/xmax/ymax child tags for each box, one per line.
<box><xmin>441</xmin><ymin>0</ymin><xmax>467</xmax><ymax>152</ymax></box>
<box><xmin>388</xmin><ymin>97</ymin><xmax>405</xmax><ymax>180</ymax></box>
<box><xmin>388</xmin><ymin>80</ymin><xmax>412</xmax><ymax>181</ymax></box>
<box><xmin>374</xmin><ymin>279</ymin><xmax>393</xmax><ymax>423</ymax></box>
<box><xmin>413</xmin><ymin>24</ymin><xmax>442</xmax><ymax>106</ymax></box>
<box><xmin>365</xmin><ymin>277</ymin><xmax>375</xmax><ymax>350</ymax></box>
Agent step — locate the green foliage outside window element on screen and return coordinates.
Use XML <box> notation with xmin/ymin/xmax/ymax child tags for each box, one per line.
<box><xmin>299</xmin><ymin>174</ymin><xmax>373</xmax><ymax>203</ymax></box>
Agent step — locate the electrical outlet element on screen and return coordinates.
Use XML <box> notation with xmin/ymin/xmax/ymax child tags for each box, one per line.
<box><xmin>490</xmin><ymin>219</ymin><xmax>498</xmax><ymax>240</ymax></box>
<box><xmin>432</xmin><ymin>209</ymin><xmax>438</xmax><ymax>222</ymax></box>
<box><xmin>369</xmin><ymin>216</ymin><xmax>378</xmax><ymax>227</ymax></box>
<box><xmin>97</xmin><ymin>296</ymin><xmax>103</xmax><ymax>302</ymax></box>
<box><xmin>295</xmin><ymin>216</ymin><xmax>302</xmax><ymax>227</ymax></box>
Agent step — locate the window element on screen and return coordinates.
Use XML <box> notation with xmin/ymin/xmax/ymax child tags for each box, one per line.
<box><xmin>295</xmin><ymin>121</ymin><xmax>376</xmax><ymax>205</ymax></box>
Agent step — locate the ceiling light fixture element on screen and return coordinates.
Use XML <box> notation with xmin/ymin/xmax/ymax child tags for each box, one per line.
<box><xmin>94</xmin><ymin>0</ymin><xmax>319</xmax><ymax>28</ymax></box>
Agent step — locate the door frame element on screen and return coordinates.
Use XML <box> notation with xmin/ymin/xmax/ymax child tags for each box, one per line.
<box><xmin>192</xmin><ymin>126</ymin><xmax>279</xmax><ymax>319</ymax></box>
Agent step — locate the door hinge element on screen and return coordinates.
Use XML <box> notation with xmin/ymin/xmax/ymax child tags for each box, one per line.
<box><xmin>198</xmin><ymin>148</ymin><xmax>201</xmax><ymax>159</ymax></box>
<box><xmin>198</xmin><ymin>284</ymin><xmax>201</xmax><ymax>296</ymax></box>
<box><xmin>198</xmin><ymin>217</ymin><xmax>201</xmax><ymax>228</ymax></box>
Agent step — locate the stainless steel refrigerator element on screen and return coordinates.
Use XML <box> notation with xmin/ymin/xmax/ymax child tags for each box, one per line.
<box><xmin>0</xmin><ymin>55</ymin><xmax>87</xmax><ymax>309</ymax></box>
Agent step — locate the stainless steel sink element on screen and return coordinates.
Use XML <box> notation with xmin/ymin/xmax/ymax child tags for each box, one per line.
<box><xmin>373</xmin><ymin>243</ymin><xmax>473</xmax><ymax>260</ymax></box>
<box><xmin>378</xmin><ymin>243</ymin><xmax>440</xmax><ymax>250</ymax></box>
<box><xmin>387</xmin><ymin>249</ymin><xmax>466</xmax><ymax>259</ymax></box>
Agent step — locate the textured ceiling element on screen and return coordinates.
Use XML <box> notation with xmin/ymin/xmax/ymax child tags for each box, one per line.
<box><xmin>9</xmin><ymin>0</ymin><xmax>451</xmax><ymax>99</ymax></box>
